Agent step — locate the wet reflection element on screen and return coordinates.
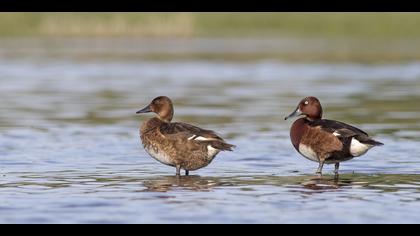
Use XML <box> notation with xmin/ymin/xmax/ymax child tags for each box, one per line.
<box><xmin>292</xmin><ymin>174</ymin><xmax>420</xmax><ymax>194</ymax></box>
<box><xmin>140</xmin><ymin>175</ymin><xmax>229</xmax><ymax>192</ymax></box>
<box><xmin>133</xmin><ymin>173</ymin><xmax>420</xmax><ymax>193</ymax></box>
<box><xmin>1</xmin><ymin>171</ymin><xmax>419</xmax><ymax>193</ymax></box>
<box><xmin>1</xmin><ymin>170</ymin><xmax>420</xmax><ymax>223</ymax></box>
<box><xmin>300</xmin><ymin>178</ymin><xmax>343</xmax><ymax>191</ymax></box>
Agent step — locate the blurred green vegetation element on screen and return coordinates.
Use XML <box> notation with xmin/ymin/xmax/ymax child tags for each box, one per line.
<box><xmin>1</xmin><ymin>13</ymin><xmax>420</xmax><ymax>62</ymax></box>
<box><xmin>1</xmin><ymin>13</ymin><xmax>420</xmax><ymax>39</ymax></box>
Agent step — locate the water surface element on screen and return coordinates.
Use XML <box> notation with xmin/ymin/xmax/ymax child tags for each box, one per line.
<box><xmin>0</xmin><ymin>38</ymin><xmax>419</xmax><ymax>223</ymax></box>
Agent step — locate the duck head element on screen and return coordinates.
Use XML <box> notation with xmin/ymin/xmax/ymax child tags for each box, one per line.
<box><xmin>137</xmin><ymin>96</ymin><xmax>174</xmax><ymax>123</ymax></box>
<box><xmin>285</xmin><ymin>96</ymin><xmax>323</xmax><ymax>121</ymax></box>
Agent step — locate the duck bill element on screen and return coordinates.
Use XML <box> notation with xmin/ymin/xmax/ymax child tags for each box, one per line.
<box><xmin>284</xmin><ymin>108</ymin><xmax>303</xmax><ymax>120</ymax></box>
<box><xmin>136</xmin><ymin>105</ymin><xmax>152</xmax><ymax>114</ymax></box>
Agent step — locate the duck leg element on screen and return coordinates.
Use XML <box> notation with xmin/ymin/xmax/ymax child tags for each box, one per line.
<box><xmin>334</xmin><ymin>163</ymin><xmax>340</xmax><ymax>175</ymax></box>
<box><xmin>185</xmin><ymin>170</ymin><xmax>189</xmax><ymax>176</ymax></box>
<box><xmin>176</xmin><ymin>165</ymin><xmax>181</xmax><ymax>176</ymax></box>
<box><xmin>316</xmin><ymin>161</ymin><xmax>325</xmax><ymax>177</ymax></box>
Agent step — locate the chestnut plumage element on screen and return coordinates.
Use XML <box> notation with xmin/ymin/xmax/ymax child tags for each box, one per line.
<box><xmin>285</xmin><ymin>96</ymin><xmax>383</xmax><ymax>177</ymax></box>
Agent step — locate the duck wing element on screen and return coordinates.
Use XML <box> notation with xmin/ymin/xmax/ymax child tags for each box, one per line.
<box><xmin>310</xmin><ymin>119</ymin><xmax>383</xmax><ymax>146</ymax></box>
<box><xmin>310</xmin><ymin>119</ymin><xmax>367</xmax><ymax>137</ymax></box>
<box><xmin>159</xmin><ymin>122</ymin><xmax>235</xmax><ymax>151</ymax></box>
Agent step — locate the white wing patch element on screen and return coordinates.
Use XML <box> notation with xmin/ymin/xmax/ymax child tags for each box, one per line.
<box><xmin>333</xmin><ymin>131</ymin><xmax>341</xmax><ymax>137</ymax></box>
<box><xmin>195</xmin><ymin>136</ymin><xmax>213</xmax><ymax>141</ymax></box>
<box><xmin>187</xmin><ymin>135</ymin><xmax>221</xmax><ymax>159</ymax></box>
<box><xmin>350</xmin><ymin>138</ymin><xmax>373</xmax><ymax>157</ymax></box>
<box><xmin>188</xmin><ymin>136</ymin><xmax>217</xmax><ymax>141</ymax></box>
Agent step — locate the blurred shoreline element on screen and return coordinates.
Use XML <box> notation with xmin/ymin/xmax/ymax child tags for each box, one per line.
<box><xmin>2</xmin><ymin>13</ymin><xmax>420</xmax><ymax>63</ymax></box>
<box><xmin>1</xmin><ymin>37</ymin><xmax>420</xmax><ymax>63</ymax></box>
<box><xmin>2</xmin><ymin>13</ymin><xmax>420</xmax><ymax>39</ymax></box>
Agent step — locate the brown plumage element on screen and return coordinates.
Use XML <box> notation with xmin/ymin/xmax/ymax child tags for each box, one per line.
<box><xmin>285</xmin><ymin>96</ymin><xmax>383</xmax><ymax>177</ymax></box>
<box><xmin>137</xmin><ymin>96</ymin><xmax>235</xmax><ymax>176</ymax></box>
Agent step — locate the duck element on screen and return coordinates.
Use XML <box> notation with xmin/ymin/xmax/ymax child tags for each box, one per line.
<box><xmin>285</xmin><ymin>96</ymin><xmax>383</xmax><ymax>177</ymax></box>
<box><xmin>136</xmin><ymin>96</ymin><xmax>235</xmax><ymax>176</ymax></box>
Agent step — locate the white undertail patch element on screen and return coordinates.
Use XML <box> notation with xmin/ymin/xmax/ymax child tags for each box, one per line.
<box><xmin>350</xmin><ymin>138</ymin><xmax>373</xmax><ymax>157</ymax></box>
<box><xmin>207</xmin><ymin>145</ymin><xmax>220</xmax><ymax>159</ymax></box>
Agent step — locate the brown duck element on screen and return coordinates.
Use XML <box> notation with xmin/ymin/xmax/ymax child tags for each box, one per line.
<box><xmin>136</xmin><ymin>96</ymin><xmax>235</xmax><ymax>176</ymax></box>
<box><xmin>285</xmin><ymin>97</ymin><xmax>383</xmax><ymax>177</ymax></box>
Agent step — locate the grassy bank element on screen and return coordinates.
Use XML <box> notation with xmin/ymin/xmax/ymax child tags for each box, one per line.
<box><xmin>0</xmin><ymin>13</ymin><xmax>420</xmax><ymax>39</ymax></box>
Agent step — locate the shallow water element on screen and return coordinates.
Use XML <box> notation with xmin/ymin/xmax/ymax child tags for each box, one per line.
<box><xmin>0</xmin><ymin>38</ymin><xmax>420</xmax><ymax>224</ymax></box>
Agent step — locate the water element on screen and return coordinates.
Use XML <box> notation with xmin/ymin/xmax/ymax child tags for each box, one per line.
<box><xmin>0</xmin><ymin>38</ymin><xmax>420</xmax><ymax>224</ymax></box>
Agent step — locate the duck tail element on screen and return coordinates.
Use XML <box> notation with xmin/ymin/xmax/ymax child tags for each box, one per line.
<box><xmin>362</xmin><ymin>139</ymin><xmax>384</xmax><ymax>146</ymax></box>
<box><xmin>210</xmin><ymin>141</ymin><xmax>236</xmax><ymax>151</ymax></box>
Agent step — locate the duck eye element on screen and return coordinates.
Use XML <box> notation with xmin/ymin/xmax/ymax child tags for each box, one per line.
<box><xmin>304</xmin><ymin>101</ymin><xmax>309</xmax><ymax>105</ymax></box>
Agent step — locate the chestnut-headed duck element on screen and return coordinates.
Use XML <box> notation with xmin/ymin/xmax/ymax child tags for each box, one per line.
<box><xmin>285</xmin><ymin>96</ymin><xmax>383</xmax><ymax>177</ymax></box>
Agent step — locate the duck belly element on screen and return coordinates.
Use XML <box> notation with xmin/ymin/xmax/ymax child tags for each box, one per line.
<box><xmin>298</xmin><ymin>144</ymin><xmax>319</xmax><ymax>162</ymax></box>
<box><xmin>145</xmin><ymin>147</ymin><xmax>176</xmax><ymax>167</ymax></box>
<box><xmin>298</xmin><ymin>143</ymin><xmax>355</xmax><ymax>164</ymax></box>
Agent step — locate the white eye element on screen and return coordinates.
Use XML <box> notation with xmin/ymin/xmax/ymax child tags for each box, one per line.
<box><xmin>304</xmin><ymin>101</ymin><xmax>309</xmax><ymax>105</ymax></box>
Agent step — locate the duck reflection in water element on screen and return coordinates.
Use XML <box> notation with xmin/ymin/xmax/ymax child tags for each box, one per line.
<box><xmin>140</xmin><ymin>175</ymin><xmax>230</xmax><ymax>192</ymax></box>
